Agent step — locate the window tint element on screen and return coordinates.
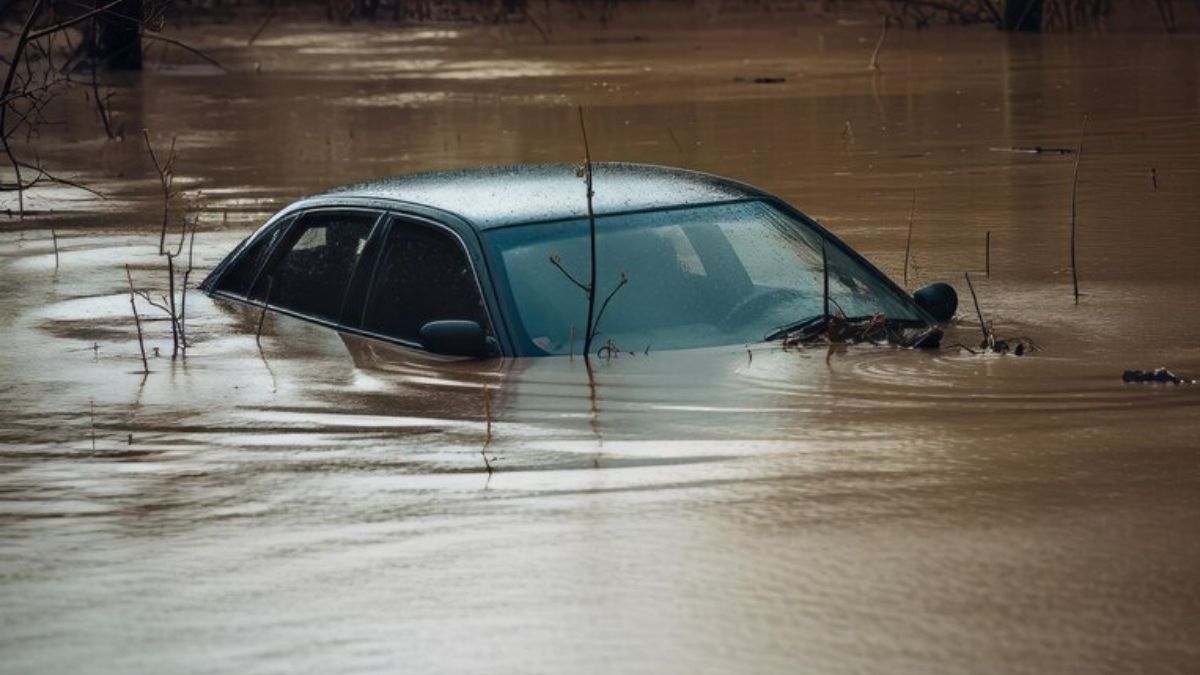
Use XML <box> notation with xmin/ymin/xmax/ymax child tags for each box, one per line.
<box><xmin>362</xmin><ymin>222</ymin><xmax>487</xmax><ymax>343</ymax></box>
<box><xmin>214</xmin><ymin>218</ymin><xmax>290</xmax><ymax>298</ymax></box>
<box><xmin>266</xmin><ymin>211</ymin><xmax>378</xmax><ymax>322</ymax></box>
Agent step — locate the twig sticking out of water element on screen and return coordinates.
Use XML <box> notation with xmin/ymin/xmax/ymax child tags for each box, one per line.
<box><xmin>822</xmin><ymin>242</ymin><xmax>830</xmax><ymax>325</ymax></box>
<box><xmin>481</xmin><ymin>386</ymin><xmax>495</xmax><ymax>474</ymax></box>
<box><xmin>1150</xmin><ymin>167</ymin><xmax>1158</xmax><ymax>191</ymax></box>
<box><xmin>1070</xmin><ymin>115</ymin><xmax>1087</xmax><ymax>305</ymax></box>
<box><xmin>591</xmin><ymin>271</ymin><xmax>628</xmax><ymax>342</ymax></box>
<box><xmin>139</xmin><ymin>34</ymin><xmax>227</xmax><ymax>72</ymax></box>
<box><xmin>247</xmin><ymin>10</ymin><xmax>276</xmax><ymax>46</ymax></box>
<box><xmin>578</xmin><ymin>106</ymin><xmax>599</xmax><ymax>358</ymax></box>
<box><xmin>483</xmin><ymin>386</ymin><xmax>493</xmax><ymax>441</ymax></box>
<box><xmin>178</xmin><ymin>220</ymin><xmax>197</xmax><ymax>353</ymax></box>
<box><xmin>903</xmin><ymin>189</ymin><xmax>916</xmax><ymax>287</ymax></box>
<box><xmin>525</xmin><ymin>12</ymin><xmax>551</xmax><ymax>44</ymax></box>
<box><xmin>868</xmin><ymin>17</ymin><xmax>888</xmax><ymax>73</ymax></box>
<box><xmin>142</xmin><ymin>129</ymin><xmax>177</xmax><ymax>256</ymax></box>
<box><xmin>964</xmin><ymin>271</ymin><xmax>994</xmax><ymax>351</ymax></box>
<box><xmin>124</xmin><ymin>264</ymin><xmax>149</xmax><ymax>374</ymax></box>
<box><xmin>666</xmin><ymin>126</ymin><xmax>683</xmax><ymax>153</ymax></box>
<box><xmin>89</xmin><ymin>399</ymin><xmax>96</xmax><ymax>451</ymax></box>
<box><xmin>51</xmin><ymin>228</ymin><xmax>59</xmax><ymax>271</ymax></box>
<box><xmin>255</xmin><ymin>276</ymin><xmax>274</xmax><ymax>348</ymax></box>
<box><xmin>985</xmin><ymin>231</ymin><xmax>991</xmax><ymax>277</ymax></box>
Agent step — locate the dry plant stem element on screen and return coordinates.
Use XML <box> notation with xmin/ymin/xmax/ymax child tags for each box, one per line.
<box><xmin>1070</xmin><ymin>115</ymin><xmax>1087</xmax><ymax>305</ymax></box>
<box><xmin>255</xmin><ymin>278</ymin><xmax>274</xmax><ymax>347</ymax></box>
<box><xmin>89</xmin><ymin>399</ymin><xmax>96</xmax><ymax>451</ymax></box>
<box><xmin>125</xmin><ymin>264</ymin><xmax>150</xmax><ymax>374</ymax></box>
<box><xmin>481</xmin><ymin>387</ymin><xmax>494</xmax><ymax>474</ymax></box>
<box><xmin>142</xmin><ymin>129</ymin><xmax>177</xmax><ymax>255</ymax></box>
<box><xmin>178</xmin><ymin>223</ymin><xmax>196</xmax><ymax>352</ymax></box>
<box><xmin>51</xmin><ymin>228</ymin><xmax>59</xmax><ymax>270</ymax></box>
<box><xmin>88</xmin><ymin>28</ymin><xmax>115</xmax><ymax>140</ymax></box>
<box><xmin>138</xmin><ymin>35</ymin><xmax>228</xmax><ymax>72</ymax></box>
<box><xmin>578</xmin><ymin>106</ymin><xmax>599</xmax><ymax>358</ymax></box>
<box><xmin>985</xmin><ymin>231</ymin><xmax>991</xmax><ymax>276</ymax></box>
<box><xmin>868</xmin><ymin>17</ymin><xmax>888</xmax><ymax>72</ymax></box>
<box><xmin>165</xmin><ymin>253</ymin><xmax>179</xmax><ymax>356</ymax></box>
<box><xmin>247</xmin><ymin>10</ymin><xmax>276</xmax><ymax>46</ymax></box>
<box><xmin>483</xmin><ymin>387</ymin><xmax>493</xmax><ymax>440</ymax></box>
<box><xmin>822</xmin><ymin>242</ymin><xmax>830</xmax><ymax>326</ymax></box>
<box><xmin>964</xmin><ymin>271</ymin><xmax>993</xmax><ymax>350</ymax></box>
<box><xmin>666</xmin><ymin>126</ymin><xmax>683</xmax><ymax>153</ymax></box>
<box><xmin>903</xmin><ymin>189</ymin><xmax>916</xmax><ymax>287</ymax></box>
<box><xmin>591</xmin><ymin>272</ymin><xmax>628</xmax><ymax>342</ymax></box>
<box><xmin>526</xmin><ymin>13</ymin><xmax>550</xmax><ymax>44</ymax></box>
<box><xmin>0</xmin><ymin>0</ymin><xmax>45</xmax><ymax>218</ymax></box>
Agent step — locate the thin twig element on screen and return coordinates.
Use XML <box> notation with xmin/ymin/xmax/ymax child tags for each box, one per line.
<box><xmin>868</xmin><ymin>17</ymin><xmax>888</xmax><ymax>72</ymax></box>
<box><xmin>985</xmin><ymin>231</ymin><xmax>991</xmax><ymax>277</ymax></box>
<box><xmin>822</xmin><ymin>242</ymin><xmax>830</xmax><ymax>325</ymax></box>
<box><xmin>178</xmin><ymin>220</ymin><xmax>196</xmax><ymax>353</ymax></box>
<box><xmin>591</xmin><ymin>271</ymin><xmax>628</xmax><ymax>340</ymax></box>
<box><xmin>666</xmin><ymin>126</ymin><xmax>683</xmax><ymax>153</ymax></box>
<box><xmin>548</xmin><ymin>253</ymin><xmax>589</xmax><ymax>293</ymax></box>
<box><xmin>481</xmin><ymin>386</ymin><xmax>494</xmax><ymax>474</ymax></box>
<box><xmin>1070</xmin><ymin>114</ymin><xmax>1087</xmax><ymax>304</ymax></box>
<box><xmin>125</xmin><ymin>264</ymin><xmax>149</xmax><ymax>374</ymax></box>
<box><xmin>0</xmin><ymin>0</ymin><xmax>46</xmax><ymax>219</ymax></box>
<box><xmin>964</xmin><ymin>271</ymin><xmax>993</xmax><ymax>350</ymax></box>
<box><xmin>88</xmin><ymin>22</ymin><xmax>115</xmax><ymax>140</ymax></box>
<box><xmin>247</xmin><ymin>10</ymin><xmax>276</xmax><ymax>46</ymax></box>
<box><xmin>142</xmin><ymin>129</ymin><xmax>176</xmax><ymax>255</ymax></box>
<box><xmin>26</xmin><ymin>0</ymin><xmax>122</xmax><ymax>41</ymax></box>
<box><xmin>255</xmin><ymin>276</ymin><xmax>274</xmax><ymax>347</ymax></box>
<box><xmin>578</xmin><ymin>106</ymin><xmax>599</xmax><ymax>358</ymax></box>
<box><xmin>51</xmin><ymin>227</ymin><xmax>58</xmax><ymax>270</ymax></box>
<box><xmin>903</xmin><ymin>189</ymin><xmax>915</xmax><ymax>287</ymax></box>
<box><xmin>139</xmin><ymin>34</ymin><xmax>227</xmax><ymax>72</ymax></box>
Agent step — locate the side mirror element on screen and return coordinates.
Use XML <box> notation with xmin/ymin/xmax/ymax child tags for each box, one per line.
<box><xmin>419</xmin><ymin>320</ymin><xmax>489</xmax><ymax>358</ymax></box>
<box><xmin>913</xmin><ymin>282</ymin><xmax>958</xmax><ymax>323</ymax></box>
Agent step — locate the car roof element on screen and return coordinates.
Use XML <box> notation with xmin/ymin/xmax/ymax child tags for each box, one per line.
<box><xmin>310</xmin><ymin>162</ymin><xmax>771</xmax><ymax>230</ymax></box>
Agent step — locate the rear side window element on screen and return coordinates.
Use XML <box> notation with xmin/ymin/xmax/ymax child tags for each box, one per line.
<box><xmin>362</xmin><ymin>221</ymin><xmax>487</xmax><ymax>343</ymax></box>
<box><xmin>264</xmin><ymin>211</ymin><xmax>379</xmax><ymax>322</ymax></box>
<box><xmin>214</xmin><ymin>218</ymin><xmax>291</xmax><ymax>299</ymax></box>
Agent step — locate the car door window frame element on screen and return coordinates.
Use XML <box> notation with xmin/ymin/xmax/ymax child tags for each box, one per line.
<box><xmin>347</xmin><ymin>213</ymin><xmax>496</xmax><ymax>350</ymax></box>
<box><xmin>214</xmin><ymin>207</ymin><xmax>387</xmax><ymax>324</ymax></box>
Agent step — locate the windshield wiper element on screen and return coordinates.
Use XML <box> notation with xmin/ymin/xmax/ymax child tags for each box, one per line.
<box><xmin>764</xmin><ymin>315</ymin><xmax>826</xmax><ymax>342</ymax></box>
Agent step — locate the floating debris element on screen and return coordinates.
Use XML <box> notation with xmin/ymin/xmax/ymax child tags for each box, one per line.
<box><xmin>1122</xmin><ymin>368</ymin><xmax>1195</xmax><ymax>385</ymax></box>
<box><xmin>989</xmin><ymin>146</ymin><xmax>1075</xmax><ymax>155</ymax></box>
<box><xmin>733</xmin><ymin>76</ymin><xmax>787</xmax><ymax>84</ymax></box>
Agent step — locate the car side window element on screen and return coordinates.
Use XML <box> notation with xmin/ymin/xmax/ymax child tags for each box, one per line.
<box><xmin>213</xmin><ymin>217</ymin><xmax>292</xmax><ymax>299</ymax></box>
<box><xmin>264</xmin><ymin>211</ymin><xmax>379</xmax><ymax>322</ymax></box>
<box><xmin>362</xmin><ymin>220</ymin><xmax>488</xmax><ymax>344</ymax></box>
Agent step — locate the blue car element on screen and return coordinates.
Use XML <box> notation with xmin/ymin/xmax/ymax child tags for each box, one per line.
<box><xmin>201</xmin><ymin>163</ymin><xmax>954</xmax><ymax>358</ymax></box>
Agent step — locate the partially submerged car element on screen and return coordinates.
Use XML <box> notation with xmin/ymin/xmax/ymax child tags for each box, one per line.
<box><xmin>201</xmin><ymin>163</ymin><xmax>956</xmax><ymax>358</ymax></box>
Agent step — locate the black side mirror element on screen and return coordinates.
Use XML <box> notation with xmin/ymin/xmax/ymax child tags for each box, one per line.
<box><xmin>419</xmin><ymin>320</ymin><xmax>489</xmax><ymax>358</ymax></box>
<box><xmin>913</xmin><ymin>282</ymin><xmax>958</xmax><ymax>323</ymax></box>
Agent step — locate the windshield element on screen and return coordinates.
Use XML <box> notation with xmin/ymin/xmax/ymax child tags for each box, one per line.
<box><xmin>485</xmin><ymin>200</ymin><xmax>924</xmax><ymax>355</ymax></box>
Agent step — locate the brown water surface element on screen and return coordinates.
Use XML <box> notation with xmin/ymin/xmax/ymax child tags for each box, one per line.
<box><xmin>2</xmin><ymin>18</ymin><xmax>1200</xmax><ymax>674</ymax></box>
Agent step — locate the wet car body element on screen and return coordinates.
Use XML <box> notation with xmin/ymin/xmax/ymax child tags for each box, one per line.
<box><xmin>201</xmin><ymin>163</ymin><xmax>946</xmax><ymax>358</ymax></box>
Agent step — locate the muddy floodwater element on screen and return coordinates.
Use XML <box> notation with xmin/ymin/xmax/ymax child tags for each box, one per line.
<box><xmin>3</xmin><ymin>17</ymin><xmax>1200</xmax><ymax>673</ymax></box>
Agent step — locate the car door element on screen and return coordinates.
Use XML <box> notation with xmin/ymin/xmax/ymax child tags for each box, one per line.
<box><xmin>350</xmin><ymin>215</ymin><xmax>494</xmax><ymax>351</ymax></box>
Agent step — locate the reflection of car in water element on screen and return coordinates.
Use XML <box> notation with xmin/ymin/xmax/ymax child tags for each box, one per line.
<box><xmin>201</xmin><ymin>163</ymin><xmax>956</xmax><ymax>358</ymax></box>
